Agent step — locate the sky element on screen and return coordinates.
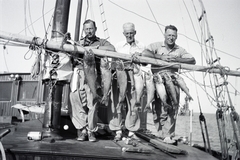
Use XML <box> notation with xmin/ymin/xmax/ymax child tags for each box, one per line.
<box><xmin>0</xmin><ymin>0</ymin><xmax>240</xmax><ymax>114</ymax></box>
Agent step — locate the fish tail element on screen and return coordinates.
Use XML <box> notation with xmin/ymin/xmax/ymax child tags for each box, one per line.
<box><xmin>144</xmin><ymin>103</ymin><xmax>152</xmax><ymax>113</ymax></box>
<box><xmin>101</xmin><ymin>96</ymin><xmax>109</xmax><ymax>106</ymax></box>
<box><xmin>93</xmin><ymin>96</ymin><xmax>100</xmax><ymax>106</ymax></box>
<box><xmin>187</xmin><ymin>96</ymin><xmax>193</xmax><ymax>101</ymax></box>
<box><xmin>116</xmin><ymin>101</ymin><xmax>125</xmax><ymax>113</ymax></box>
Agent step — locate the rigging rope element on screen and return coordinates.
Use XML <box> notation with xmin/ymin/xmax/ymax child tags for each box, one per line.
<box><xmin>192</xmin><ymin>71</ymin><xmax>212</xmax><ymax>154</ymax></box>
<box><xmin>107</xmin><ymin>0</ymin><xmax>240</xmax><ymax>60</ymax></box>
<box><xmin>145</xmin><ymin>0</ymin><xmax>164</xmax><ymax>36</ymax></box>
<box><xmin>194</xmin><ymin>0</ymin><xmax>240</xmax><ymax>158</ymax></box>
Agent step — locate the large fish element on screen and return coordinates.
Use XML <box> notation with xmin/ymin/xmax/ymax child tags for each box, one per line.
<box><xmin>133</xmin><ymin>64</ymin><xmax>145</xmax><ymax>110</ymax></box>
<box><xmin>154</xmin><ymin>72</ymin><xmax>172</xmax><ymax>111</ymax></box>
<box><xmin>100</xmin><ymin>57</ymin><xmax>112</xmax><ymax>106</ymax></box>
<box><xmin>144</xmin><ymin>71</ymin><xmax>155</xmax><ymax>112</ymax></box>
<box><xmin>162</xmin><ymin>72</ymin><xmax>178</xmax><ymax>107</ymax></box>
<box><xmin>116</xmin><ymin>60</ymin><xmax>127</xmax><ymax>112</ymax></box>
<box><xmin>172</xmin><ymin>74</ymin><xmax>193</xmax><ymax>101</ymax></box>
<box><xmin>83</xmin><ymin>50</ymin><xmax>99</xmax><ymax>105</ymax></box>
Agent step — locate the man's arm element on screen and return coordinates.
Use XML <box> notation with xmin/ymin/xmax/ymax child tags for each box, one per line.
<box><xmin>140</xmin><ymin>49</ymin><xmax>196</xmax><ymax>64</ymax></box>
<box><xmin>174</xmin><ymin>57</ymin><xmax>196</xmax><ymax>64</ymax></box>
<box><xmin>98</xmin><ymin>45</ymin><xmax>115</xmax><ymax>51</ymax></box>
<box><xmin>141</xmin><ymin>49</ymin><xmax>155</xmax><ymax>58</ymax></box>
<box><xmin>155</xmin><ymin>55</ymin><xmax>196</xmax><ymax>64</ymax></box>
<box><xmin>84</xmin><ymin>45</ymin><xmax>115</xmax><ymax>52</ymax></box>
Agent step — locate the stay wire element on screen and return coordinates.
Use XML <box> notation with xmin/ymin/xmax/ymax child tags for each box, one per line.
<box><xmin>2</xmin><ymin>46</ymin><xmax>9</xmax><ymax>72</ymax></box>
<box><xmin>42</xmin><ymin>0</ymin><xmax>47</xmax><ymax>36</ymax></box>
<box><xmin>182</xmin><ymin>72</ymin><xmax>216</xmax><ymax>107</ymax></box>
<box><xmin>108</xmin><ymin>0</ymin><xmax>240</xmax><ymax>60</ymax></box>
<box><xmin>3</xmin><ymin>7</ymin><xmax>54</xmax><ymax>47</ymax></box>
<box><xmin>24</xmin><ymin>0</ymin><xmax>34</xmax><ymax>36</ymax></box>
<box><xmin>145</xmin><ymin>0</ymin><xmax>164</xmax><ymax>35</ymax></box>
<box><xmin>27</xmin><ymin>0</ymin><xmax>36</xmax><ymax>36</ymax></box>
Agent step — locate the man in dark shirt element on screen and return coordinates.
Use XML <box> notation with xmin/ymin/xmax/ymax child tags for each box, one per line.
<box><xmin>69</xmin><ymin>19</ymin><xmax>115</xmax><ymax>142</ymax></box>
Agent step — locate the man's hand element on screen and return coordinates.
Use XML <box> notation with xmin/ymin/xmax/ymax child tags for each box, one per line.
<box><xmin>84</xmin><ymin>45</ymin><xmax>99</xmax><ymax>51</ymax></box>
<box><xmin>159</xmin><ymin>55</ymin><xmax>177</xmax><ymax>62</ymax></box>
<box><xmin>131</xmin><ymin>52</ymin><xmax>142</xmax><ymax>63</ymax></box>
<box><xmin>132</xmin><ymin>52</ymin><xmax>142</xmax><ymax>57</ymax></box>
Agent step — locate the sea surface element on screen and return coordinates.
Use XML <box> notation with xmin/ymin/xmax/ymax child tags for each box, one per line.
<box><xmin>146</xmin><ymin>113</ymin><xmax>228</xmax><ymax>152</ymax></box>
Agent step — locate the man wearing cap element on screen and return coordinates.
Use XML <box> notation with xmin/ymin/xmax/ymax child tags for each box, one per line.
<box><xmin>109</xmin><ymin>22</ymin><xmax>146</xmax><ymax>141</ymax></box>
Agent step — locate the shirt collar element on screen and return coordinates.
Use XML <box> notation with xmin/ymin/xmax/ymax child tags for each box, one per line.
<box><xmin>81</xmin><ymin>36</ymin><xmax>100</xmax><ymax>46</ymax></box>
<box><xmin>123</xmin><ymin>40</ymin><xmax>138</xmax><ymax>47</ymax></box>
<box><xmin>162</xmin><ymin>42</ymin><xmax>179</xmax><ymax>49</ymax></box>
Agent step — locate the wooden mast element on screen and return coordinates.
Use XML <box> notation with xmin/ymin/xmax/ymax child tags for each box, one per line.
<box><xmin>41</xmin><ymin>0</ymin><xmax>71</xmax><ymax>140</ymax></box>
<box><xmin>74</xmin><ymin>0</ymin><xmax>83</xmax><ymax>42</ymax></box>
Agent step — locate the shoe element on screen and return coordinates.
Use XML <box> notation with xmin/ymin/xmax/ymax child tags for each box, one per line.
<box><xmin>114</xmin><ymin>130</ymin><xmax>122</xmax><ymax>141</ymax></box>
<box><xmin>128</xmin><ymin>133</ymin><xmax>140</xmax><ymax>141</ymax></box>
<box><xmin>163</xmin><ymin>136</ymin><xmax>175</xmax><ymax>144</ymax></box>
<box><xmin>88</xmin><ymin>132</ymin><xmax>96</xmax><ymax>142</ymax></box>
<box><xmin>77</xmin><ymin>130</ymin><xmax>87</xmax><ymax>141</ymax></box>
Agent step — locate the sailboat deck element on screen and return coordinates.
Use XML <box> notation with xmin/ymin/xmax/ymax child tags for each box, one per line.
<box><xmin>1</xmin><ymin>118</ymin><xmax>218</xmax><ymax>160</ymax></box>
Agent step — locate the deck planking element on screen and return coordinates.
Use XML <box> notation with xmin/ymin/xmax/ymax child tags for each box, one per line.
<box><xmin>1</xmin><ymin>117</ymin><xmax>218</xmax><ymax>160</ymax></box>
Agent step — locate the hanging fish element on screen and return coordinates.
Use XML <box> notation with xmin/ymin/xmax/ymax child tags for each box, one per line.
<box><xmin>116</xmin><ymin>60</ymin><xmax>127</xmax><ymax>112</ymax></box>
<box><xmin>31</xmin><ymin>48</ymin><xmax>42</xmax><ymax>79</ymax></box>
<box><xmin>83</xmin><ymin>50</ymin><xmax>99</xmax><ymax>105</ymax></box>
<box><xmin>100</xmin><ymin>57</ymin><xmax>112</xmax><ymax>106</ymax></box>
<box><xmin>133</xmin><ymin>64</ymin><xmax>145</xmax><ymax>110</ymax></box>
<box><xmin>162</xmin><ymin>72</ymin><xmax>178</xmax><ymax>107</ymax></box>
<box><xmin>172</xmin><ymin>74</ymin><xmax>193</xmax><ymax>101</ymax></box>
<box><xmin>144</xmin><ymin>71</ymin><xmax>155</xmax><ymax>112</ymax></box>
<box><xmin>154</xmin><ymin>72</ymin><xmax>172</xmax><ymax>111</ymax></box>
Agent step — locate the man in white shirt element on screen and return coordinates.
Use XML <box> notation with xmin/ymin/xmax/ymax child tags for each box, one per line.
<box><xmin>109</xmin><ymin>22</ymin><xmax>146</xmax><ymax>141</ymax></box>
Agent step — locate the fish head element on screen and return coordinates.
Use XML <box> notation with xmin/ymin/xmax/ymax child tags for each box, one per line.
<box><xmin>115</xmin><ymin>60</ymin><xmax>125</xmax><ymax>71</ymax></box>
<box><xmin>153</xmin><ymin>72</ymin><xmax>163</xmax><ymax>83</ymax></box>
<box><xmin>162</xmin><ymin>72</ymin><xmax>172</xmax><ymax>81</ymax></box>
<box><xmin>153</xmin><ymin>74</ymin><xmax>158</xmax><ymax>83</ymax></box>
<box><xmin>83</xmin><ymin>51</ymin><xmax>95</xmax><ymax>66</ymax></box>
<box><xmin>157</xmin><ymin>73</ymin><xmax>163</xmax><ymax>83</ymax></box>
<box><xmin>100</xmin><ymin>57</ymin><xmax>110</xmax><ymax>69</ymax></box>
<box><xmin>145</xmin><ymin>71</ymin><xmax>153</xmax><ymax>80</ymax></box>
<box><xmin>133</xmin><ymin>64</ymin><xmax>140</xmax><ymax>74</ymax></box>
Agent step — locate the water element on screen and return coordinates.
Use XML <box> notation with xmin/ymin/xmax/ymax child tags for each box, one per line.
<box><xmin>146</xmin><ymin>113</ymin><xmax>224</xmax><ymax>152</ymax></box>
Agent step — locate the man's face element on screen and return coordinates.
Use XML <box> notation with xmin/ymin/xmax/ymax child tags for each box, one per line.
<box><xmin>164</xmin><ymin>29</ymin><xmax>177</xmax><ymax>46</ymax></box>
<box><xmin>123</xmin><ymin>28</ymin><xmax>136</xmax><ymax>44</ymax></box>
<box><xmin>83</xmin><ymin>22</ymin><xmax>96</xmax><ymax>38</ymax></box>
